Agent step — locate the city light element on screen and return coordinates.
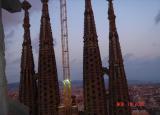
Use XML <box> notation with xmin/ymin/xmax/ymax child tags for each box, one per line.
<box><xmin>63</xmin><ymin>79</ymin><xmax>71</xmax><ymax>86</ymax></box>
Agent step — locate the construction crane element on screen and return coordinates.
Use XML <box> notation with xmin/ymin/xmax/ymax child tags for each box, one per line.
<box><xmin>60</xmin><ymin>0</ymin><xmax>72</xmax><ymax>111</ymax></box>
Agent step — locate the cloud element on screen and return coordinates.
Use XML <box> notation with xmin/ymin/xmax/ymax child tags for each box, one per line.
<box><xmin>32</xmin><ymin>35</ymin><xmax>39</xmax><ymax>54</ymax></box>
<box><xmin>2</xmin><ymin>0</ymin><xmax>54</xmax><ymax>29</ymax></box>
<box><xmin>124</xmin><ymin>53</ymin><xmax>135</xmax><ymax>61</ymax></box>
<box><xmin>155</xmin><ymin>10</ymin><xmax>160</xmax><ymax>24</ymax></box>
<box><xmin>152</xmin><ymin>42</ymin><xmax>160</xmax><ymax>48</ymax></box>
<box><xmin>70</xmin><ymin>59</ymin><xmax>83</xmax><ymax>81</ymax></box>
<box><xmin>102</xmin><ymin>56</ymin><xmax>109</xmax><ymax>67</ymax></box>
<box><xmin>6</xmin><ymin>63</ymin><xmax>20</xmax><ymax>83</ymax></box>
<box><xmin>5</xmin><ymin>30</ymin><xmax>15</xmax><ymax>50</ymax></box>
<box><xmin>125</xmin><ymin>56</ymin><xmax>160</xmax><ymax>82</ymax></box>
<box><xmin>71</xmin><ymin>58</ymin><xmax>78</xmax><ymax>64</ymax></box>
<box><xmin>101</xmin><ymin>53</ymin><xmax>160</xmax><ymax>82</ymax></box>
<box><xmin>11</xmin><ymin>58</ymin><xmax>20</xmax><ymax>65</ymax></box>
<box><xmin>28</xmin><ymin>0</ymin><xmax>42</xmax><ymax>13</ymax></box>
<box><xmin>2</xmin><ymin>9</ymin><xmax>23</xmax><ymax>30</ymax></box>
<box><xmin>28</xmin><ymin>0</ymin><xmax>55</xmax><ymax>13</ymax></box>
<box><xmin>18</xmin><ymin>0</ymin><xmax>49</xmax><ymax>12</ymax></box>
<box><xmin>101</xmin><ymin>53</ymin><xmax>135</xmax><ymax>67</ymax></box>
<box><xmin>5</xmin><ymin>30</ymin><xmax>15</xmax><ymax>38</ymax></box>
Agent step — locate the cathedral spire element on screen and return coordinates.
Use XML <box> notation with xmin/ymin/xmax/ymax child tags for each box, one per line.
<box><xmin>38</xmin><ymin>0</ymin><xmax>60</xmax><ymax>115</ymax></box>
<box><xmin>108</xmin><ymin>0</ymin><xmax>116</xmax><ymax>32</ymax></box>
<box><xmin>22</xmin><ymin>1</ymin><xmax>31</xmax><ymax>44</ymax></box>
<box><xmin>83</xmin><ymin>0</ymin><xmax>108</xmax><ymax>114</ymax></box>
<box><xmin>107</xmin><ymin>0</ymin><xmax>132</xmax><ymax>115</ymax></box>
<box><xmin>19</xmin><ymin>1</ymin><xmax>37</xmax><ymax>115</ymax></box>
<box><xmin>85</xmin><ymin>0</ymin><xmax>92</xmax><ymax>11</ymax></box>
<box><xmin>84</xmin><ymin>0</ymin><xmax>97</xmax><ymax>42</ymax></box>
<box><xmin>41</xmin><ymin>0</ymin><xmax>49</xmax><ymax>19</ymax></box>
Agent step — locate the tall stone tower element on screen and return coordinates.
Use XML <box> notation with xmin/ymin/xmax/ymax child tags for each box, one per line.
<box><xmin>38</xmin><ymin>0</ymin><xmax>60</xmax><ymax>115</ymax></box>
<box><xmin>83</xmin><ymin>0</ymin><xmax>108</xmax><ymax>115</ymax></box>
<box><xmin>107</xmin><ymin>0</ymin><xmax>132</xmax><ymax>115</ymax></box>
<box><xmin>19</xmin><ymin>1</ymin><xmax>37</xmax><ymax>115</ymax></box>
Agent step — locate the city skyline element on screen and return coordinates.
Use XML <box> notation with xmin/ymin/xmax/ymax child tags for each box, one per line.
<box><xmin>2</xmin><ymin>0</ymin><xmax>160</xmax><ymax>83</ymax></box>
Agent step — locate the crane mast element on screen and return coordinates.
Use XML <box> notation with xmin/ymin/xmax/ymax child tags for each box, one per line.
<box><xmin>60</xmin><ymin>0</ymin><xmax>72</xmax><ymax>109</ymax></box>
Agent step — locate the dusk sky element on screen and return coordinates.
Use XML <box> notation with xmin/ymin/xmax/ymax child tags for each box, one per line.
<box><xmin>2</xmin><ymin>0</ymin><xmax>160</xmax><ymax>83</ymax></box>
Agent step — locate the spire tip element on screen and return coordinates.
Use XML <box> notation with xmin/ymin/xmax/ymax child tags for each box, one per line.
<box><xmin>22</xmin><ymin>1</ymin><xmax>31</xmax><ymax>10</ymax></box>
<box><xmin>41</xmin><ymin>0</ymin><xmax>49</xmax><ymax>3</ymax></box>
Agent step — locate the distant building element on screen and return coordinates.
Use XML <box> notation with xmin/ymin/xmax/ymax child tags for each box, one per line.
<box><xmin>132</xmin><ymin>110</ymin><xmax>150</xmax><ymax>115</ymax></box>
<box><xmin>58</xmin><ymin>105</ymin><xmax>78</xmax><ymax>115</ymax></box>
